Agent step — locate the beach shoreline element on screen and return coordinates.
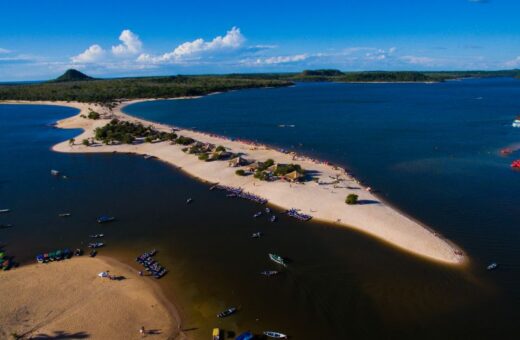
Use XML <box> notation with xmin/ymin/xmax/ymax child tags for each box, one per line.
<box><xmin>0</xmin><ymin>255</ymin><xmax>184</xmax><ymax>339</ymax></box>
<box><xmin>1</xmin><ymin>99</ymin><xmax>467</xmax><ymax>265</ymax></box>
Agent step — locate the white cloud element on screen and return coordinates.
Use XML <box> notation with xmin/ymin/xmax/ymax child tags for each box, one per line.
<box><xmin>248</xmin><ymin>54</ymin><xmax>308</xmax><ymax>65</ymax></box>
<box><xmin>400</xmin><ymin>55</ymin><xmax>435</xmax><ymax>65</ymax></box>
<box><xmin>138</xmin><ymin>27</ymin><xmax>245</xmax><ymax>64</ymax></box>
<box><xmin>71</xmin><ymin>44</ymin><xmax>105</xmax><ymax>63</ymax></box>
<box><xmin>365</xmin><ymin>47</ymin><xmax>396</xmax><ymax>61</ymax></box>
<box><xmin>112</xmin><ymin>29</ymin><xmax>143</xmax><ymax>56</ymax></box>
<box><xmin>504</xmin><ymin>56</ymin><xmax>520</xmax><ymax>68</ymax></box>
<box><xmin>0</xmin><ymin>48</ymin><xmax>10</xmax><ymax>54</ymax></box>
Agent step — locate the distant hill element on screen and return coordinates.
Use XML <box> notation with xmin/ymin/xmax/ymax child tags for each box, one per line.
<box><xmin>53</xmin><ymin>69</ymin><xmax>94</xmax><ymax>82</ymax></box>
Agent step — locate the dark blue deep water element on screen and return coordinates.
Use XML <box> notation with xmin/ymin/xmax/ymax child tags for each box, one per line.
<box><xmin>1</xmin><ymin>78</ymin><xmax>520</xmax><ymax>339</ymax></box>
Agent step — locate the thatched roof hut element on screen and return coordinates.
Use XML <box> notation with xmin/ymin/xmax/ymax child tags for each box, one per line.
<box><xmin>284</xmin><ymin>170</ymin><xmax>303</xmax><ymax>182</ymax></box>
<box><xmin>228</xmin><ymin>156</ymin><xmax>249</xmax><ymax>167</ymax></box>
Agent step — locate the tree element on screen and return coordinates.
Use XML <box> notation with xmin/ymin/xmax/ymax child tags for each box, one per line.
<box><xmin>69</xmin><ymin>138</ymin><xmax>75</xmax><ymax>146</ymax></box>
<box><xmin>235</xmin><ymin>169</ymin><xmax>246</xmax><ymax>176</ymax></box>
<box><xmin>144</xmin><ymin>136</ymin><xmax>153</xmax><ymax>143</ymax></box>
<box><xmin>346</xmin><ymin>194</ymin><xmax>358</xmax><ymax>205</ymax></box>
<box><xmin>82</xmin><ymin>139</ymin><xmax>90</xmax><ymax>146</ymax></box>
<box><xmin>87</xmin><ymin>110</ymin><xmax>100</xmax><ymax>119</ymax></box>
<box><xmin>198</xmin><ymin>153</ymin><xmax>209</xmax><ymax>161</ymax></box>
<box><xmin>215</xmin><ymin>145</ymin><xmax>226</xmax><ymax>152</ymax></box>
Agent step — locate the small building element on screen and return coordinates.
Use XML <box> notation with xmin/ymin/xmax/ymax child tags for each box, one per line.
<box><xmin>266</xmin><ymin>164</ymin><xmax>278</xmax><ymax>173</ymax></box>
<box><xmin>284</xmin><ymin>170</ymin><xmax>303</xmax><ymax>182</ymax></box>
<box><xmin>248</xmin><ymin>161</ymin><xmax>264</xmax><ymax>172</ymax></box>
<box><xmin>228</xmin><ymin>156</ymin><xmax>249</xmax><ymax>167</ymax></box>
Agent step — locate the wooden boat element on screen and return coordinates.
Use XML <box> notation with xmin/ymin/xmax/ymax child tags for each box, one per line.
<box><xmin>212</xmin><ymin>328</ymin><xmax>220</xmax><ymax>340</ymax></box>
<box><xmin>260</xmin><ymin>270</ymin><xmax>279</xmax><ymax>277</ymax></box>
<box><xmin>97</xmin><ymin>215</ymin><xmax>115</xmax><ymax>223</ymax></box>
<box><xmin>269</xmin><ymin>253</ymin><xmax>287</xmax><ymax>266</ymax></box>
<box><xmin>487</xmin><ymin>262</ymin><xmax>498</xmax><ymax>271</ymax></box>
<box><xmin>0</xmin><ymin>209</ymin><xmax>10</xmax><ymax>214</ymax></box>
<box><xmin>217</xmin><ymin>306</ymin><xmax>237</xmax><ymax>318</ymax></box>
<box><xmin>263</xmin><ymin>331</ymin><xmax>287</xmax><ymax>339</ymax></box>
<box><xmin>236</xmin><ymin>331</ymin><xmax>254</xmax><ymax>340</ymax></box>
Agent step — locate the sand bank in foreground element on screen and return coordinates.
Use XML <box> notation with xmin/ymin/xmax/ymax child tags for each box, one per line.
<box><xmin>2</xmin><ymin>100</ymin><xmax>465</xmax><ymax>265</ymax></box>
<box><xmin>0</xmin><ymin>256</ymin><xmax>181</xmax><ymax>339</ymax></box>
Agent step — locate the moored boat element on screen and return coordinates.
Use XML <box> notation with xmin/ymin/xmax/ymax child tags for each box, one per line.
<box><xmin>512</xmin><ymin>117</ymin><xmax>520</xmax><ymax>128</ymax></box>
<box><xmin>90</xmin><ymin>249</ymin><xmax>97</xmax><ymax>257</ymax></box>
<box><xmin>263</xmin><ymin>331</ymin><xmax>287</xmax><ymax>339</ymax></box>
<box><xmin>51</xmin><ymin>169</ymin><xmax>60</xmax><ymax>176</ymax></box>
<box><xmin>269</xmin><ymin>253</ymin><xmax>287</xmax><ymax>266</ymax></box>
<box><xmin>186</xmin><ymin>198</ymin><xmax>193</xmax><ymax>204</ymax></box>
<box><xmin>270</xmin><ymin>215</ymin><xmax>277</xmax><ymax>222</ymax></box>
<box><xmin>252</xmin><ymin>232</ymin><xmax>262</xmax><ymax>238</ymax></box>
<box><xmin>58</xmin><ymin>213</ymin><xmax>71</xmax><ymax>217</ymax></box>
<box><xmin>253</xmin><ymin>212</ymin><xmax>262</xmax><ymax>218</ymax></box>
<box><xmin>487</xmin><ymin>262</ymin><xmax>498</xmax><ymax>271</ymax></box>
<box><xmin>260</xmin><ymin>270</ymin><xmax>279</xmax><ymax>277</ymax></box>
<box><xmin>97</xmin><ymin>215</ymin><xmax>115</xmax><ymax>223</ymax></box>
<box><xmin>0</xmin><ymin>208</ymin><xmax>10</xmax><ymax>214</ymax></box>
<box><xmin>88</xmin><ymin>242</ymin><xmax>104</xmax><ymax>249</ymax></box>
<box><xmin>217</xmin><ymin>306</ymin><xmax>237</xmax><ymax>318</ymax></box>
<box><xmin>511</xmin><ymin>160</ymin><xmax>520</xmax><ymax>169</ymax></box>
<box><xmin>89</xmin><ymin>233</ymin><xmax>104</xmax><ymax>238</ymax></box>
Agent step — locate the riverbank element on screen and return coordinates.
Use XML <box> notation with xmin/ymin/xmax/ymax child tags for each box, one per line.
<box><xmin>2</xmin><ymin>99</ymin><xmax>466</xmax><ymax>265</ymax></box>
<box><xmin>0</xmin><ymin>256</ymin><xmax>182</xmax><ymax>339</ymax></box>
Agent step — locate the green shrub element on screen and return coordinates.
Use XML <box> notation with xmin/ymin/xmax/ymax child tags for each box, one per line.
<box><xmin>346</xmin><ymin>194</ymin><xmax>358</xmax><ymax>205</ymax></box>
<box><xmin>198</xmin><ymin>153</ymin><xmax>209</xmax><ymax>161</ymax></box>
<box><xmin>144</xmin><ymin>136</ymin><xmax>153</xmax><ymax>143</ymax></box>
<box><xmin>82</xmin><ymin>139</ymin><xmax>90</xmax><ymax>146</ymax></box>
<box><xmin>176</xmin><ymin>136</ymin><xmax>195</xmax><ymax>145</ymax></box>
<box><xmin>235</xmin><ymin>169</ymin><xmax>246</xmax><ymax>176</ymax></box>
<box><xmin>87</xmin><ymin>110</ymin><xmax>100</xmax><ymax>119</ymax></box>
<box><xmin>215</xmin><ymin>145</ymin><xmax>226</xmax><ymax>152</ymax></box>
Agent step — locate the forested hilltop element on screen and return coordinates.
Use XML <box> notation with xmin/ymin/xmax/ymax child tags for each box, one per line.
<box><xmin>0</xmin><ymin>70</ymin><xmax>292</xmax><ymax>104</ymax></box>
<box><xmin>1</xmin><ymin>68</ymin><xmax>519</xmax><ymax>104</ymax></box>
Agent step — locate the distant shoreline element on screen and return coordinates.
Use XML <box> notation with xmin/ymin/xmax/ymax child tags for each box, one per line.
<box><xmin>0</xmin><ymin>98</ymin><xmax>467</xmax><ymax>266</ymax></box>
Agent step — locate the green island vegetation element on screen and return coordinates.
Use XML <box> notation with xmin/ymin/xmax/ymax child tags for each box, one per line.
<box><xmin>0</xmin><ymin>69</ymin><xmax>292</xmax><ymax>104</ymax></box>
<box><xmin>215</xmin><ymin>145</ymin><xmax>226</xmax><ymax>152</ymax></box>
<box><xmin>94</xmin><ymin>119</ymin><xmax>176</xmax><ymax>145</ymax></box>
<box><xmin>273</xmin><ymin>163</ymin><xmax>303</xmax><ymax>176</ymax></box>
<box><xmin>198</xmin><ymin>153</ymin><xmax>209</xmax><ymax>161</ymax></box>
<box><xmin>346</xmin><ymin>194</ymin><xmax>359</xmax><ymax>205</ymax></box>
<box><xmin>175</xmin><ymin>136</ymin><xmax>195</xmax><ymax>145</ymax></box>
<box><xmin>235</xmin><ymin>169</ymin><xmax>246</xmax><ymax>176</ymax></box>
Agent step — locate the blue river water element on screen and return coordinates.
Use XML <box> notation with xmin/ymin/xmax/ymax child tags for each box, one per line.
<box><xmin>1</xmin><ymin>78</ymin><xmax>520</xmax><ymax>338</ymax></box>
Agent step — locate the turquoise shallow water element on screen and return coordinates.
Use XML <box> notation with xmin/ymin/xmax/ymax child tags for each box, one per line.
<box><xmin>1</xmin><ymin>78</ymin><xmax>520</xmax><ymax>339</ymax></box>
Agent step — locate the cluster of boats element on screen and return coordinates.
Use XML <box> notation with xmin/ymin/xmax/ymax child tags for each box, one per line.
<box><xmin>286</xmin><ymin>208</ymin><xmax>312</xmax><ymax>221</ymax></box>
<box><xmin>253</xmin><ymin>207</ymin><xmax>277</xmax><ymax>222</ymax></box>
<box><xmin>215</xmin><ymin>185</ymin><xmax>268</xmax><ymax>204</ymax></box>
<box><xmin>36</xmin><ymin>248</ymin><xmax>75</xmax><ymax>263</ymax></box>
<box><xmin>135</xmin><ymin>249</ymin><xmax>167</xmax><ymax>279</ymax></box>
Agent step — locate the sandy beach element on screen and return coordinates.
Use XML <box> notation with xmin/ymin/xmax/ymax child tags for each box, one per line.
<box><xmin>0</xmin><ymin>256</ymin><xmax>182</xmax><ymax>339</ymax></box>
<box><xmin>2</xmin><ymin>100</ymin><xmax>466</xmax><ymax>265</ymax></box>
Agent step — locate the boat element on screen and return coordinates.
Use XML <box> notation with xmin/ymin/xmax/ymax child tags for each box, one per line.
<box><xmin>487</xmin><ymin>262</ymin><xmax>498</xmax><ymax>271</ymax></box>
<box><xmin>253</xmin><ymin>212</ymin><xmax>262</xmax><ymax>218</ymax></box>
<box><xmin>74</xmin><ymin>248</ymin><xmax>83</xmax><ymax>256</ymax></box>
<box><xmin>58</xmin><ymin>213</ymin><xmax>71</xmax><ymax>217</ymax></box>
<box><xmin>260</xmin><ymin>270</ymin><xmax>279</xmax><ymax>277</ymax></box>
<box><xmin>512</xmin><ymin>117</ymin><xmax>520</xmax><ymax>128</ymax></box>
<box><xmin>89</xmin><ymin>233</ymin><xmax>104</xmax><ymax>238</ymax></box>
<box><xmin>88</xmin><ymin>242</ymin><xmax>104</xmax><ymax>249</ymax></box>
<box><xmin>252</xmin><ymin>232</ymin><xmax>262</xmax><ymax>238</ymax></box>
<box><xmin>511</xmin><ymin>160</ymin><xmax>520</xmax><ymax>169</ymax></box>
<box><xmin>97</xmin><ymin>215</ymin><xmax>115</xmax><ymax>223</ymax></box>
<box><xmin>500</xmin><ymin>148</ymin><xmax>513</xmax><ymax>156</ymax></box>
<box><xmin>212</xmin><ymin>328</ymin><xmax>220</xmax><ymax>340</ymax></box>
<box><xmin>263</xmin><ymin>331</ymin><xmax>287</xmax><ymax>339</ymax></box>
<box><xmin>51</xmin><ymin>169</ymin><xmax>60</xmax><ymax>176</ymax></box>
<box><xmin>144</xmin><ymin>154</ymin><xmax>155</xmax><ymax>160</ymax></box>
<box><xmin>186</xmin><ymin>198</ymin><xmax>193</xmax><ymax>204</ymax></box>
<box><xmin>0</xmin><ymin>224</ymin><xmax>13</xmax><ymax>229</ymax></box>
<box><xmin>236</xmin><ymin>331</ymin><xmax>254</xmax><ymax>340</ymax></box>
<box><xmin>217</xmin><ymin>306</ymin><xmax>237</xmax><ymax>318</ymax></box>
<box><xmin>269</xmin><ymin>253</ymin><xmax>287</xmax><ymax>266</ymax></box>
<box><xmin>0</xmin><ymin>209</ymin><xmax>10</xmax><ymax>214</ymax></box>
<box><xmin>265</xmin><ymin>207</ymin><xmax>271</xmax><ymax>214</ymax></box>
<box><xmin>36</xmin><ymin>254</ymin><xmax>45</xmax><ymax>263</ymax></box>
<box><xmin>89</xmin><ymin>250</ymin><xmax>97</xmax><ymax>257</ymax></box>
<box><xmin>270</xmin><ymin>215</ymin><xmax>277</xmax><ymax>223</ymax></box>
<box><xmin>1</xmin><ymin>258</ymin><xmax>12</xmax><ymax>271</ymax></box>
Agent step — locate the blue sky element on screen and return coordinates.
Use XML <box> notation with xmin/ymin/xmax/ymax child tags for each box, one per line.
<box><xmin>1</xmin><ymin>0</ymin><xmax>520</xmax><ymax>80</ymax></box>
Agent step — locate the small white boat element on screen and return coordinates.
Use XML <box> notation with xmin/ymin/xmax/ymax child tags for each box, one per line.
<box><xmin>260</xmin><ymin>270</ymin><xmax>279</xmax><ymax>277</ymax></box>
<box><xmin>487</xmin><ymin>262</ymin><xmax>498</xmax><ymax>271</ymax></box>
<box><xmin>253</xmin><ymin>212</ymin><xmax>262</xmax><ymax>218</ymax></box>
<box><xmin>263</xmin><ymin>331</ymin><xmax>287</xmax><ymax>339</ymax></box>
<box><xmin>0</xmin><ymin>209</ymin><xmax>10</xmax><ymax>214</ymax></box>
<box><xmin>513</xmin><ymin>117</ymin><xmax>520</xmax><ymax>128</ymax></box>
<box><xmin>51</xmin><ymin>169</ymin><xmax>60</xmax><ymax>176</ymax></box>
<box><xmin>186</xmin><ymin>198</ymin><xmax>193</xmax><ymax>204</ymax></box>
<box><xmin>252</xmin><ymin>232</ymin><xmax>263</xmax><ymax>238</ymax></box>
<box><xmin>58</xmin><ymin>213</ymin><xmax>71</xmax><ymax>217</ymax></box>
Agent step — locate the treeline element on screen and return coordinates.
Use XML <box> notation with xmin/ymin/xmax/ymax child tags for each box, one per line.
<box><xmin>0</xmin><ymin>75</ymin><xmax>292</xmax><ymax>104</ymax></box>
